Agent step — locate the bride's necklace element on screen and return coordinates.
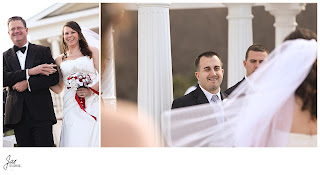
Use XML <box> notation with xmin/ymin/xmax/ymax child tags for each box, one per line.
<box><xmin>67</xmin><ymin>49</ymin><xmax>81</xmax><ymax>57</ymax></box>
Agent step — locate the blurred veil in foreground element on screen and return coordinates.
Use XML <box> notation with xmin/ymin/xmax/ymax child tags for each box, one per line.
<box><xmin>162</xmin><ymin>38</ymin><xmax>317</xmax><ymax>147</ymax></box>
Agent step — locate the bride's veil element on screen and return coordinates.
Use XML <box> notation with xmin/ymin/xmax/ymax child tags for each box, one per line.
<box><xmin>162</xmin><ymin>39</ymin><xmax>317</xmax><ymax>147</ymax></box>
<box><xmin>81</xmin><ymin>27</ymin><xmax>100</xmax><ymax>85</ymax></box>
<box><xmin>82</xmin><ymin>27</ymin><xmax>99</xmax><ymax>49</ymax></box>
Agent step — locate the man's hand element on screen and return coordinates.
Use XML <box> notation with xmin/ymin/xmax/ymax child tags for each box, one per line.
<box><xmin>13</xmin><ymin>80</ymin><xmax>28</xmax><ymax>92</ymax></box>
<box><xmin>28</xmin><ymin>63</ymin><xmax>57</xmax><ymax>76</ymax></box>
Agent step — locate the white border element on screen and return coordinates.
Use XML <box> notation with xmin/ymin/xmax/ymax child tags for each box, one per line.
<box><xmin>1</xmin><ymin>0</ymin><xmax>319</xmax><ymax>175</ymax></box>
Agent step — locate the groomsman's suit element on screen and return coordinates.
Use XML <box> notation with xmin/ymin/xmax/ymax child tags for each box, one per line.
<box><xmin>224</xmin><ymin>77</ymin><xmax>245</xmax><ymax>96</ymax></box>
<box><xmin>3</xmin><ymin>43</ymin><xmax>59</xmax><ymax>146</ymax></box>
<box><xmin>172</xmin><ymin>84</ymin><xmax>227</xmax><ymax>109</ymax></box>
<box><xmin>225</xmin><ymin>44</ymin><xmax>269</xmax><ymax>96</ymax></box>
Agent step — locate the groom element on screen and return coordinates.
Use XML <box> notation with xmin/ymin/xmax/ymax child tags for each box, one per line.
<box><xmin>3</xmin><ymin>16</ymin><xmax>59</xmax><ymax>147</ymax></box>
<box><xmin>172</xmin><ymin>51</ymin><xmax>227</xmax><ymax>109</ymax></box>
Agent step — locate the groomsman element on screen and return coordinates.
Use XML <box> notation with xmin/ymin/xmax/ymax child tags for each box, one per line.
<box><xmin>224</xmin><ymin>44</ymin><xmax>269</xmax><ymax>95</ymax></box>
<box><xmin>3</xmin><ymin>16</ymin><xmax>59</xmax><ymax>147</ymax></box>
<box><xmin>172</xmin><ymin>51</ymin><xmax>227</xmax><ymax>109</ymax></box>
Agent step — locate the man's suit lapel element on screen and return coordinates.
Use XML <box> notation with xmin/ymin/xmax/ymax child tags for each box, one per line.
<box><xmin>25</xmin><ymin>43</ymin><xmax>35</xmax><ymax>69</ymax></box>
<box><xmin>7</xmin><ymin>47</ymin><xmax>21</xmax><ymax>71</ymax></box>
<box><xmin>193</xmin><ymin>85</ymin><xmax>209</xmax><ymax>104</ymax></box>
<box><xmin>220</xmin><ymin>91</ymin><xmax>228</xmax><ymax>100</ymax></box>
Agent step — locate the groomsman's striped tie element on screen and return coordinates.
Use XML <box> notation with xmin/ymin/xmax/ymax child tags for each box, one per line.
<box><xmin>211</xmin><ymin>95</ymin><xmax>224</xmax><ymax>124</ymax></box>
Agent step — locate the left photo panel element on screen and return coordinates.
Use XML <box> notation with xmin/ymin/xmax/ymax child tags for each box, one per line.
<box><xmin>2</xmin><ymin>3</ymin><xmax>100</xmax><ymax>147</ymax></box>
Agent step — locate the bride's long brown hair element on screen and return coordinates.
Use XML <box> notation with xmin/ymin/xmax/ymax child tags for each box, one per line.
<box><xmin>284</xmin><ymin>28</ymin><xmax>317</xmax><ymax>120</ymax></box>
<box><xmin>62</xmin><ymin>21</ymin><xmax>92</xmax><ymax>60</ymax></box>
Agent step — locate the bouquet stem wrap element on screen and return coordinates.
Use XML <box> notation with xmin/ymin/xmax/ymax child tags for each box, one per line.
<box><xmin>67</xmin><ymin>72</ymin><xmax>99</xmax><ymax>121</ymax></box>
<box><xmin>75</xmin><ymin>87</ymin><xmax>99</xmax><ymax>121</ymax></box>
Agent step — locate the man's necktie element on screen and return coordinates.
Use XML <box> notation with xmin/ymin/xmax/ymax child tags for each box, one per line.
<box><xmin>211</xmin><ymin>95</ymin><xmax>224</xmax><ymax>124</ymax></box>
<box><xmin>14</xmin><ymin>46</ymin><xmax>26</xmax><ymax>54</ymax></box>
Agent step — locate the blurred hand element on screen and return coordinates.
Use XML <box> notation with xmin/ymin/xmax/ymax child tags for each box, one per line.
<box><xmin>13</xmin><ymin>80</ymin><xmax>28</xmax><ymax>92</ymax></box>
<box><xmin>29</xmin><ymin>63</ymin><xmax>57</xmax><ymax>76</ymax></box>
<box><xmin>76</xmin><ymin>87</ymin><xmax>91</xmax><ymax>98</ymax></box>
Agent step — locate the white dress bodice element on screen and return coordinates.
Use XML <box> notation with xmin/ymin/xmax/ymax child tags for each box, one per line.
<box><xmin>60</xmin><ymin>56</ymin><xmax>98</xmax><ymax>87</ymax></box>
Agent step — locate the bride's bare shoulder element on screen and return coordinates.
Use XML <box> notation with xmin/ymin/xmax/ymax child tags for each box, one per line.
<box><xmin>54</xmin><ymin>54</ymin><xmax>64</xmax><ymax>65</ymax></box>
<box><xmin>89</xmin><ymin>46</ymin><xmax>99</xmax><ymax>53</ymax></box>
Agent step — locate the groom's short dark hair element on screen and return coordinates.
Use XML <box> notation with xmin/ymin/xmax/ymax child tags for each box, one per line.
<box><xmin>195</xmin><ymin>51</ymin><xmax>222</xmax><ymax>71</ymax></box>
<box><xmin>7</xmin><ymin>16</ymin><xmax>27</xmax><ymax>28</ymax></box>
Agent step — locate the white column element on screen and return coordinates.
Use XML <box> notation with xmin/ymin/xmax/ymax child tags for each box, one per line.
<box><xmin>46</xmin><ymin>36</ymin><xmax>63</xmax><ymax>120</ymax></box>
<box><xmin>265</xmin><ymin>3</ymin><xmax>306</xmax><ymax>47</ymax></box>
<box><xmin>32</xmin><ymin>40</ymin><xmax>42</xmax><ymax>45</ymax></box>
<box><xmin>101</xmin><ymin>25</ymin><xmax>116</xmax><ymax>110</ymax></box>
<box><xmin>137</xmin><ymin>3</ymin><xmax>173</xmax><ymax>145</ymax></box>
<box><xmin>225</xmin><ymin>3</ymin><xmax>254</xmax><ymax>88</ymax></box>
<box><xmin>47</xmin><ymin>36</ymin><xmax>61</xmax><ymax>59</ymax></box>
<box><xmin>47</xmin><ymin>36</ymin><xmax>63</xmax><ymax>147</ymax></box>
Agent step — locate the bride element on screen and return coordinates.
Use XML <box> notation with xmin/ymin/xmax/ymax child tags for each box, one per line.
<box><xmin>49</xmin><ymin>21</ymin><xmax>99</xmax><ymax>147</ymax></box>
<box><xmin>283</xmin><ymin>28</ymin><xmax>317</xmax><ymax>147</ymax></box>
<box><xmin>162</xmin><ymin>28</ymin><xmax>317</xmax><ymax>147</ymax></box>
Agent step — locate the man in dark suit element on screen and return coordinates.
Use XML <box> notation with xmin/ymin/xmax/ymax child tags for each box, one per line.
<box><xmin>224</xmin><ymin>44</ymin><xmax>269</xmax><ymax>95</ymax></box>
<box><xmin>172</xmin><ymin>51</ymin><xmax>227</xmax><ymax>109</ymax></box>
<box><xmin>3</xmin><ymin>16</ymin><xmax>59</xmax><ymax>147</ymax></box>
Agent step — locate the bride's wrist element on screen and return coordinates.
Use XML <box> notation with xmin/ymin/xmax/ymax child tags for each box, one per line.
<box><xmin>88</xmin><ymin>88</ymin><xmax>93</xmax><ymax>96</ymax></box>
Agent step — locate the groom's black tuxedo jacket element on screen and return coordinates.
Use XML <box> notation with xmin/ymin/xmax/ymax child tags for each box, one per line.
<box><xmin>3</xmin><ymin>43</ymin><xmax>59</xmax><ymax>127</ymax></box>
<box><xmin>172</xmin><ymin>84</ymin><xmax>228</xmax><ymax>109</ymax></box>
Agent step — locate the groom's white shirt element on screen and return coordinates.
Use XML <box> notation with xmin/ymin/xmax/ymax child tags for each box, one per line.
<box><xmin>199</xmin><ymin>84</ymin><xmax>224</xmax><ymax>124</ymax></box>
<box><xmin>199</xmin><ymin>84</ymin><xmax>222</xmax><ymax>105</ymax></box>
<box><xmin>15</xmin><ymin>41</ymin><xmax>31</xmax><ymax>91</ymax></box>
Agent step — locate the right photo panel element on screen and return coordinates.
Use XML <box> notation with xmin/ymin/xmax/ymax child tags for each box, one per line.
<box><xmin>100</xmin><ymin>3</ymin><xmax>317</xmax><ymax>147</ymax></box>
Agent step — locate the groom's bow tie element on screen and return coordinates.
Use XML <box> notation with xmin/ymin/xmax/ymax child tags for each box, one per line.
<box><xmin>14</xmin><ymin>45</ymin><xmax>26</xmax><ymax>53</ymax></box>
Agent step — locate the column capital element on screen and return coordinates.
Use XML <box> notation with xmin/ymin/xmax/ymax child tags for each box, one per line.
<box><xmin>225</xmin><ymin>3</ymin><xmax>254</xmax><ymax>20</ymax></box>
<box><xmin>31</xmin><ymin>40</ymin><xmax>42</xmax><ymax>45</ymax></box>
<box><xmin>47</xmin><ymin>36</ymin><xmax>62</xmax><ymax>59</ymax></box>
<box><xmin>265</xmin><ymin>3</ymin><xmax>306</xmax><ymax>16</ymax></box>
<box><xmin>264</xmin><ymin>3</ymin><xmax>306</xmax><ymax>46</ymax></box>
<box><xmin>47</xmin><ymin>36</ymin><xmax>61</xmax><ymax>44</ymax></box>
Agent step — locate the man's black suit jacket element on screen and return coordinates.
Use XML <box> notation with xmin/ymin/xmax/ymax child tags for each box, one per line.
<box><xmin>172</xmin><ymin>84</ymin><xmax>228</xmax><ymax>109</ymax></box>
<box><xmin>224</xmin><ymin>77</ymin><xmax>245</xmax><ymax>96</ymax></box>
<box><xmin>3</xmin><ymin>43</ymin><xmax>59</xmax><ymax>127</ymax></box>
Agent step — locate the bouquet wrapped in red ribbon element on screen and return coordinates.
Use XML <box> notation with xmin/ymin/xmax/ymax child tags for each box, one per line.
<box><xmin>66</xmin><ymin>72</ymin><xmax>92</xmax><ymax>90</ymax></box>
<box><xmin>66</xmin><ymin>72</ymin><xmax>98</xmax><ymax>121</ymax></box>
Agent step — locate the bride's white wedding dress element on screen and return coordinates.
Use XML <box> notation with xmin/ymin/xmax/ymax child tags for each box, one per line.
<box><xmin>287</xmin><ymin>133</ymin><xmax>317</xmax><ymax>147</ymax></box>
<box><xmin>59</xmin><ymin>56</ymin><xmax>99</xmax><ymax>147</ymax></box>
